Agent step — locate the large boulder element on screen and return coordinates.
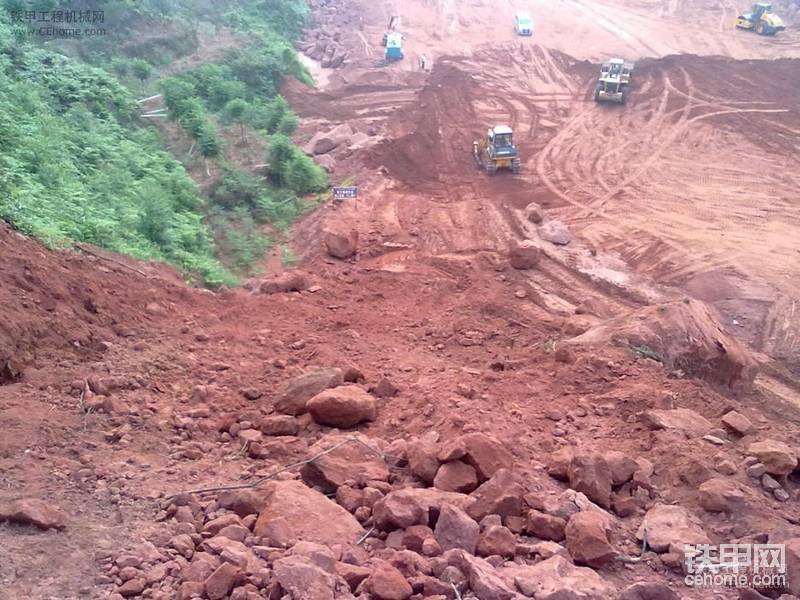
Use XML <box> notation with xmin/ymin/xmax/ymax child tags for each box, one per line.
<box><xmin>253</xmin><ymin>480</ymin><xmax>364</xmax><ymax>546</ymax></box>
<box><xmin>306</xmin><ymin>385</ymin><xmax>377</xmax><ymax>428</ymax></box>
<box><xmin>407</xmin><ymin>432</ymin><xmax>441</xmax><ymax>484</ymax></box>
<box><xmin>0</xmin><ymin>498</ymin><xmax>67</xmax><ymax>530</ymax></box>
<box><xmin>434</xmin><ymin>504</ymin><xmax>480</xmax><ymax>554</ymax></box>
<box><xmin>434</xmin><ymin>460</ymin><xmax>479</xmax><ymax>493</ymax></box>
<box><xmin>642</xmin><ymin>408</ymin><xmax>714</xmax><ymax>438</ymax></box>
<box><xmin>747</xmin><ymin>440</ymin><xmax>798</xmax><ymax>476</ymax></box>
<box><xmin>636</xmin><ymin>504</ymin><xmax>710</xmax><ymax>553</ymax></box>
<box><xmin>273</xmin><ymin>555</ymin><xmax>337</xmax><ymax>600</ymax></box>
<box><xmin>300</xmin><ymin>434</ymin><xmax>389</xmax><ymax>493</ymax></box>
<box><xmin>506</xmin><ymin>555</ymin><xmax>616</xmax><ymax>599</ymax></box>
<box><xmin>466</xmin><ymin>469</ymin><xmax>524</xmax><ymax>521</ymax></box>
<box><xmin>508</xmin><ymin>240</ymin><xmax>541</xmax><ymax>270</ymax></box>
<box><xmin>697</xmin><ymin>478</ymin><xmax>746</xmax><ymax>513</ymax></box>
<box><xmin>568</xmin><ymin>453</ymin><xmax>613</xmax><ymax>509</ymax></box>
<box><xmin>323</xmin><ymin>229</ymin><xmax>358</xmax><ymax>259</ymax></box>
<box><xmin>565</xmin><ymin>511</ymin><xmax>616</xmax><ymax>567</ymax></box>
<box><xmin>373</xmin><ymin>488</ymin><xmax>475</xmax><ymax>530</ymax></box>
<box><xmin>538</xmin><ymin>219</ymin><xmax>571</xmax><ymax>245</ymax></box>
<box><xmin>274</xmin><ymin>367</ymin><xmax>344</xmax><ymax>416</ymax></box>
<box><xmin>366</xmin><ymin>560</ymin><xmax>413</xmax><ymax>600</ymax></box>
<box><xmin>259</xmin><ymin>271</ymin><xmax>310</xmax><ymax>295</ymax></box>
<box><xmin>439</xmin><ymin>433</ymin><xmax>514</xmax><ymax>482</ymax></box>
<box><xmin>569</xmin><ymin>299</ymin><xmax>759</xmax><ymax>391</ymax></box>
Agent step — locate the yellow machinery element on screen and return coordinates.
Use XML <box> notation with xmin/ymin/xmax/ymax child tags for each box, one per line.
<box><xmin>594</xmin><ymin>58</ymin><xmax>634</xmax><ymax>104</ymax></box>
<box><xmin>736</xmin><ymin>3</ymin><xmax>785</xmax><ymax>35</ymax></box>
<box><xmin>472</xmin><ymin>125</ymin><xmax>521</xmax><ymax>175</ymax></box>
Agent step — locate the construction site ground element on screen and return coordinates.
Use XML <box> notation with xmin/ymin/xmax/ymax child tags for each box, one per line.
<box><xmin>2</xmin><ymin>0</ymin><xmax>800</xmax><ymax>598</ymax></box>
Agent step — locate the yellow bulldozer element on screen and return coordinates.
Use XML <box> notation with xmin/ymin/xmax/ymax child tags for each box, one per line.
<box><xmin>736</xmin><ymin>3</ymin><xmax>785</xmax><ymax>35</ymax></box>
<box><xmin>472</xmin><ymin>125</ymin><xmax>521</xmax><ymax>175</ymax></box>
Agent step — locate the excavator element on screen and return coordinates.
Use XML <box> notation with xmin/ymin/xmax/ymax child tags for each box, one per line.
<box><xmin>736</xmin><ymin>3</ymin><xmax>785</xmax><ymax>35</ymax></box>
<box><xmin>381</xmin><ymin>16</ymin><xmax>404</xmax><ymax>61</ymax></box>
<box><xmin>472</xmin><ymin>125</ymin><xmax>521</xmax><ymax>175</ymax></box>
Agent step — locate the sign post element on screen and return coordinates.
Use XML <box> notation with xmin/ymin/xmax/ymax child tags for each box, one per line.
<box><xmin>332</xmin><ymin>186</ymin><xmax>359</xmax><ymax>209</ymax></box>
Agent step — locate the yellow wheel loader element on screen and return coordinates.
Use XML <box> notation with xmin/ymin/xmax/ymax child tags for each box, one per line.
<box><xmin>736</xmin><ymin>3</ymin><xmax>785</xmax><ymax>35</ymax></box>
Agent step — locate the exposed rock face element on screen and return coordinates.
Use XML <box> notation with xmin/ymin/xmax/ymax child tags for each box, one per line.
<box><xmin>569</xmin><ymin>298</ymin><xmax>759</xmax><ymax>391</ymax></box>
<box><xmin>306</xmin><ymin>385</ymin><xmax>378</xmax><ymax>428</ymax></box>
<box><xmin>253</xmin><ymin>480</ymin><xmax>365</xmax><ymax>546</ymax></box>
<box><xmin>274</xmin><ymin>368</ymin><xmax>344</xmax><ymax>415</ymax></box>
<box><xmin>637</xmin><ymin>504</ymin><xmax>710</xmax><ymax>553</ymax></box>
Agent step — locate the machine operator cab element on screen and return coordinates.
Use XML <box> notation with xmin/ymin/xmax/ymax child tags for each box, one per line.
<box><xmin>514</xmin><ymin>12</ymin><xmax>534</xmax><ymax>36</ymax></box>
<box><xmin>488</xmin><ymin>125</ymin><xmax>517</xmax><ymax>157</ymax></box>
<box><xmin>385</xmin><ymin>32</ymin><xmax>404</xmax><ymax>61</ymax></box>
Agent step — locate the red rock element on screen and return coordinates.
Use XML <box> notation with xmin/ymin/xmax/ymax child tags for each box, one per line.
<box><xmin>373</xmin><ymin>488</ymin><xmax>475</xmax><ymax>530</ymax></box>
<box><xmin>336</xmin><ymin>561</ymin><xmax>371</xmax><ymax>591</ymax></box>
<box><xmin>0</xmin><ymin>498</ymin><xmax>67</xmax><ymax>530</ymax></box>
<box><xmin>546</xmin><ymin>447</ymin><xmax>575</xmax><ymax>481</ymax></box>
<box><xmin>217</xmin><ymin>490</ymin><xmax>265</xmax><ymax>518</ymax></box>
<box><xmin>510</xmin><ymin>555</ymin><xmax>616</xmax><ymax>598</ymax></box>
<box><xmin>564</xmin><ymin>511</ymin><xmax>616</xmax><ymax>567</ymax></box>
<box><xmin>459</xmin><ymin>433</ymin><xmax>514</xmax><ymax>482</ymax></box>
<box><xmin>524</xmin><ymin>202</ymin><xmax>544</xmax><ymax>224</ymax></box>
<box><xmin>698</xmin><ymin>478</ymin><xmax>746</xmax><ymax>513</ymax></box>
<box><xmin>253</xmin><ymin>480</ymin><xmax>364</xmax><ymax>546</ymax></box>
<box><xmin>259</xmin><ymin>415</ymin><xmax>299</xmax><ymax>436</ymax></box>
<box><xmin>323</xmin><ymin>229</ymin><xmax>358</xmax><ymax>259</ymax></box>
<box><xmin>720</xmin><ymin>410</ymin><xmax>754</xmax><ymax>436</ymax></box>
<box><xmin>434</xmin><ymin>504</ymin><xmax>480</xmax><ymax>554</ymax></box>
<box><xmin>603</xmin><ymin>451</ymin><xmax>638</xmax><ymax>486</ymax></box>
<box><xmin>508</xmin><ymin>240</ymin><xmax>541</xmax><ymax>270</ymax></box>
<box><xmin>368</xmin><ymin>560</ymin><xmax>413</xmax><ymax>600</ymax></box>
<box><xmin>259</xmin><ymin>271</ymin><xmax>309</xmax><ymax>295</ymax></box>
<box><xmin>434</xmin><ymin>460</ymin><xmax>478</xmax><ymax>493</ymax></box>
<box><xmin>642</xmin><ymin>408</ymin><xmax>714</xmax><ymax>438</ymax></box>
<box><xmin>458</xmin><ymin>553</ymin><xmax>515</xmax><ymax>600</ymax></box>
<box><xmin>466</xmin><ymin>469</ymin><xmax>524</xmax><ymax>521</ymax></box>
<box><xmin>274</xmin><ymin>368</ymin><xmax>344</xmax><ymax>416</ymax></box>
<box><xmin>407</xmin><ymin>433</ymin><xmax>441</xmax><ymax>484</ymax></box>
<box><xmin>273</xmin><ymin>555</ymin><xmax>336</xmax><ymax>600</ymax></box>
<box><xmin>402</xmin><ymin>525</ymin><xmax>435</xmax><ymax>553</ymax></box>
<box><xmin>747</xmin><ymin>440</ymin><xmax>798</xmax><ymax>475</ymax></box>
<box><xmin>525</xmin><ymin>510</ymin><xmax>566</xmax><ymax>542</ymax></box>
<box><xmin>306</xmin><ymin>385</ymin><xmax>377</xmax><ymax>428</ymax></box>
<box><xmin>204</xmin><ymin>562</ymin><xmax>241</xmax><ymax>600</ymax></box>
<box><xmin>182</xmin><ymin>555</ymin><xmax>218</xmax><ymax>582</ymax></box>
<box><xmin>786</xmin><ymin>538</ymin><xmax>800</xmax><ymax>595</ymax></box>
<box><xmin>300</xmin><ymin>434</ymin><xmax>389</xmax><ymax>493</ymax></box>
<box><xmin>117</xmin><ymin>578</ymin><xmax>145</xmax><ymax>597</ymax></box>
<box><xmin>568</xmin><ymin>453</ymin><xmax>612</xmax><ymax>509</ymax></box>
<box><xmin>169</xmin><ymin>534</ymin><xmax>195</xmax><ymax>558</ymax></box>
<box><xmin>618</xmin><ymin>582</ymin><xmax>680</xmax><ymax>600</ymax></box>
<box><xmin>636</xmin><ymin>504</ymin><xmax>710</xmax><ymax>553</ymax></box>
<box><xmin>370</xmin><ymin>377</ymin><xmax>400</xmax><ymax>398</ymax></box>
<box><xmin>176</xmin><ymin>581</ymin><xmax>204</xmax><ymax>600</ymax></box>
<box><xmin>476</xmin><ymin>525</ymin><xmax>516</xmax><ymax>557</ymax></box>
<box><xmin>203</xmin><ymin>513</ymin><xmax>242</xmax><ymax>536</ymax></box>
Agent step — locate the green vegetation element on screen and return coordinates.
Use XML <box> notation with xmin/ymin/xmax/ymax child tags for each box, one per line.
<box><xmin>0</xmin><ymin>0</ymin><xmax>327</xmax><ymax>286</ymax></box>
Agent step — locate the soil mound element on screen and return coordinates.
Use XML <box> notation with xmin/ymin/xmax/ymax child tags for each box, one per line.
<box><xmin>570</xmin><ymin>298</ymin><xmax>759</xmax><ymax>391</ymax></box>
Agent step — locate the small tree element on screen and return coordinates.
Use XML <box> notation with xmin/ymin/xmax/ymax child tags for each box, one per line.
<box><xmin>131</xmin><ymin>59</ymin><xmax>153</xmax><ymax>94</ymax></box>
<box><xmin>224</xmin><ymin>98</ymin><xmax>250</xmax><ymax>144</ymax></box>
<box><xmin>266</xmin><ymin>134</ymin><xmax>295</xmax><ymax>186</ymax></box>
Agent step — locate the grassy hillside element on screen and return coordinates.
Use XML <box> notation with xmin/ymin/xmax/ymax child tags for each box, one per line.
<box><xmin>0</xmin><ymin>0</ymin><xmax>326</xmax><ymax>286</ymax></box>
